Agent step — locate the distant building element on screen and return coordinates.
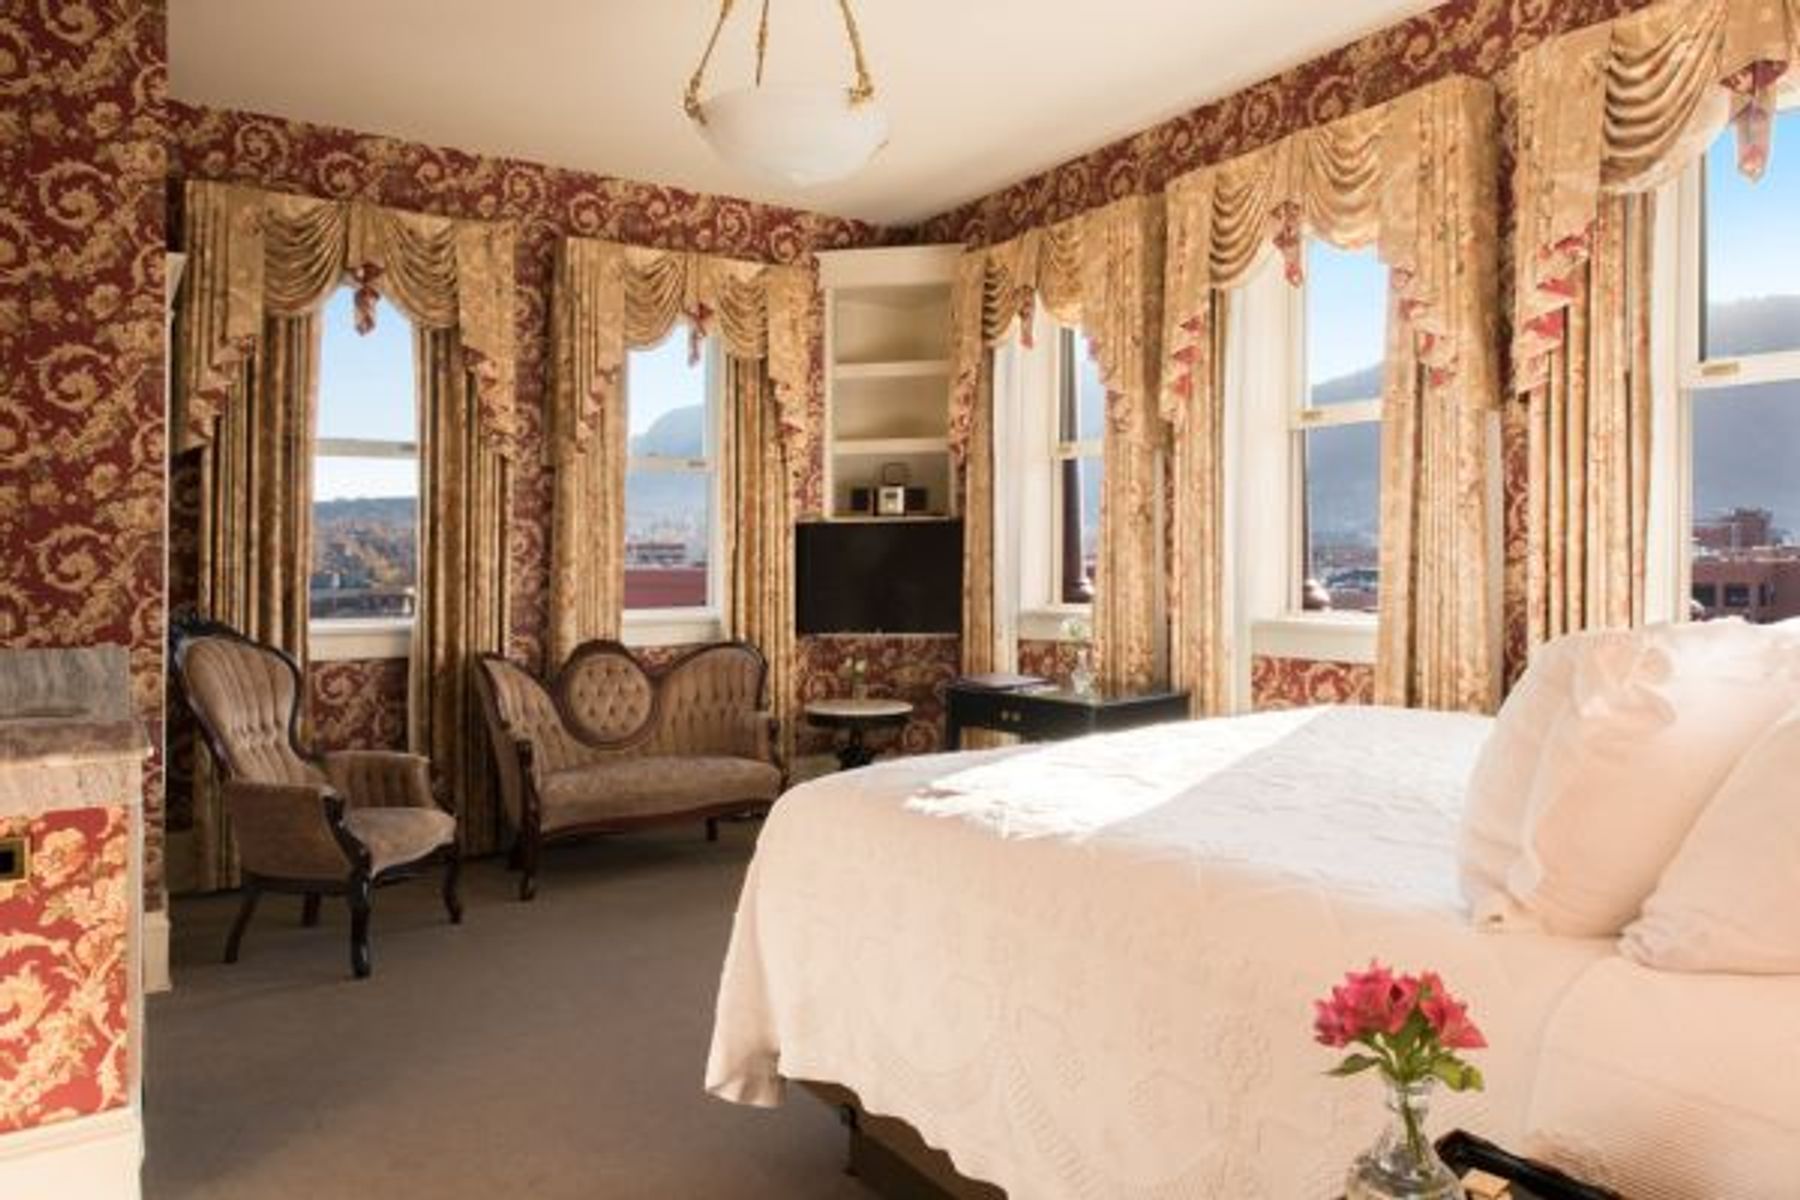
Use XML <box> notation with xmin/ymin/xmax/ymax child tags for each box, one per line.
<box><xmin>626</xmin><ymin>540</ymin><xmax>697</xmax><ymax>568</ymax></box>
<box><xmin>310</xmin><ymin>574</ymin><xmax>417</xmax><ymax>619</ymax></box>
<box><xmin>1694</xmin><ymin>507</ymin><xmax>1776</xmax><ymax>553</ymax></box>
<box><xmin>1692</xmin><ymin>551</ymin><xmax>1800</xmax><ymax>624</ymax></box>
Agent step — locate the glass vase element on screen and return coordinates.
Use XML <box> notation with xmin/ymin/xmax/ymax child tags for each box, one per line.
<box><xmin>1067</xmin><ymin>645</ymin><xmax>1095</xmax><ymax>696</ymax></box>
<box><xmin>1344</xmin><ymin>1079</ymin><xmax>1465</xmax><ymax>1200</ymax></box>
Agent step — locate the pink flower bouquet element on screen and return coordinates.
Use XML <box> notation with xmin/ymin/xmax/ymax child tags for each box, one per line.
<box><xmin>1314</xmin><ymin>963</ymin><xmax>1487</xmax><ymax>1166</ymax></box>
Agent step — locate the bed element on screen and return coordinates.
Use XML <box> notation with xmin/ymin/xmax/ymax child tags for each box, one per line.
<box><xmin>705</xmin><ymin>706</ymin><xmax>1800</xmax><ymax>1198</ymax></box>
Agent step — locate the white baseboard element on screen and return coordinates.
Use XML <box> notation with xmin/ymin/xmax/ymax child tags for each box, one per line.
<box><xmin>143</xmin><ymin>909</ymin><xmax>171</xmax><ymax>995</ymax></box>
<box><xmin>0</xmin><ymin>1106</ymin><xmax>141</xmax><ymax>1200</ymax></box>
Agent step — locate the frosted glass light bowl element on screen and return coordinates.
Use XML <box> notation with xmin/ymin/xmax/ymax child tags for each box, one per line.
<box><xmin>695</xmin><ymin>84</ymin><xmax>890</xmax><ymax>187</ymax></box>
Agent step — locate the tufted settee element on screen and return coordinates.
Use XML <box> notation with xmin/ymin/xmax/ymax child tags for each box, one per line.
<box><xmin>474</xmin><ymin>640</ymin><xmax>784</xmax><ymax>899</ymax></box>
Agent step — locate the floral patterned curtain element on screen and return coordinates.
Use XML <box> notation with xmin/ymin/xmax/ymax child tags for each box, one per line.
<box><xmin>1159</xmin><ymin>74</ymin><xmax>1501</xmax><ymax>713</ymax></box>
<box><xmin>720</xmin><ymin>359</ymin><xmax>797</xmax><ymax>765</ymax></box>
<box><xmin>947</xmin><ymin>195</ymin><xmax>1165</xmax><ymax>693</ymax></box>
<box><xmin>1512</xmin><ymin>0</ymin><xmax>1799</xmax><ymax>654</ymax></box>
<box><xmin>546</xmin><ymin>238</ymin><xmax>813</xmax><ymax>665</ymax></box>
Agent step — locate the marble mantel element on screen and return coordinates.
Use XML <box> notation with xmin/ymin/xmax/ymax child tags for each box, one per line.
<box><xmin>0</xmin><ymin>645</ymin><xmax>146</xmax><ymax>1198</ymax></box>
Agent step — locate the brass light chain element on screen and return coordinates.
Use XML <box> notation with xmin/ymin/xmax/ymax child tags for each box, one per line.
<box><xmin>755</xmin><ymin>0</ymin><xmax>771</xmax><ymax>85</ymax></box>
<box><xmin>685</xmin><ymin>0</ymin><xmax>876</xmax><ymax>124</ymax></box>
<box><xmin>835</xmin><ymin>0</ymin><xmax>876</xmax><ymax>106</ymax></box>
<box><xmin>684</xmin><ymin>0</ymin><xmax>736</xmax><ymax>122</ymax></box>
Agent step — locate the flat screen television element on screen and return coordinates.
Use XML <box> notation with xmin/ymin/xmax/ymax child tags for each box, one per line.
<box><xmin>795</xmin><ymin>520</ymin><xmax>963</xmax><ymax>635</ymax></box>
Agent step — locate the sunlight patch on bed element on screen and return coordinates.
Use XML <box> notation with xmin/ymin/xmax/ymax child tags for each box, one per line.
<box><xmin>903</xmin><ymin>707</ymin><xmax>1335</xmax><ymax>839</ymax></box>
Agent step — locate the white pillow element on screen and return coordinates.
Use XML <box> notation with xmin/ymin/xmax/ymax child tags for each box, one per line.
<box><xmin>1458</xmin><ymin>632</ymin><xmax>1585</xmax><ymax>923</ymax></box>
<box><xmin>1505</xmin><ymin>620</ymin><xmax>1800</xmax><ymax>936</ymax></box>
<box><xmin>1623</xmin><ymin>704</ymin><xmax>1800</xmax><ymax>972</ymax></box>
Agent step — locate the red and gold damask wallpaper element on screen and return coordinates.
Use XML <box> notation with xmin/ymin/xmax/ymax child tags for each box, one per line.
<box><xmin>1</xmin><ymin>0</ymin><xmax>168</xmax><ymax>906</ymax></box>
<box><xmin>9</xmin><ymin>0</ymin><xmax>1674</xmax><ymax>908</ymax></box>
<box><xmin>1250</xmin><ymin>656</ymin><xmax>1377</xmax><ymax>710</ymax></box>
<box><xmin>0</xmin><ymin>805</ymin><xmax>132</xmax><ymax>1133</ymax></box>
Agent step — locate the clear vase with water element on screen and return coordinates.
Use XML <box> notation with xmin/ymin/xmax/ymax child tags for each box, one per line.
<box><xmin>1344</xmin><ymin>1079</ymin><xmax>1465</xmax><ymax>1200</ymax></box>
<box><xmin>1067</xmin><ymin>645</ymin><xmax>1095</xmax><ymax>696</ymax></box>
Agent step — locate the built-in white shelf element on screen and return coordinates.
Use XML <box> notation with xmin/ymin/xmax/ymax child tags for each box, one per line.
<box><xmin>834</xmin><ymin>359</ymin><xmax>953</xmax><ymax>381</ymax></box>
<box><xmin>825</xmin><ymin>513</ymin><xmax>952</xmax><ymax>523</ymax></box>
<box><xmin>818</xmin><ymin>245</ymin><xmax>962</xmax><ymax>522</ymax></box>
<box><xmin>834</xmin><ymin>436</ymin><xmax>950</xmax><ymax>457</ymax></box>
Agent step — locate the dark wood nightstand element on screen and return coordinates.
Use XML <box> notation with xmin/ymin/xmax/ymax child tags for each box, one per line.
<box><xmin>944</xmin><ymin>680</ymin><xmax>1189</xmax><ymax>748</ymax></box>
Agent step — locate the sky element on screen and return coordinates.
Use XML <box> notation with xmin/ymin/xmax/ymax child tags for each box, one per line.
<box><xmin>626</xmin><ymin>328</ymin><xmax>711</xmax><ymax>450</ymax></box>
<box><xmin>1706</xmin><ymin>107</ymin><xmax>1800</xmax><ymax>315</ymax></box>
<box><xmin>314</xmin><ymin>288</ymin><xmax>417</xmax><ymax>502</ymax></box>
<box><xmin>1305</xmin><ymin>239</ymin><xmax>1387</xmax><ymax>398</ymax></box>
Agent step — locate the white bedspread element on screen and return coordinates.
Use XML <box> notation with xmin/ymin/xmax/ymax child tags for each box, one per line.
<box><xmin>1523</xmin><ymin>957</ymin><xmax>1800</xmax><ymax>1197</ymax></box>
<box><xmin>704</xmin><ymin>707</ymin><xmax>1764</xmax><ymax>1197</ymax></box>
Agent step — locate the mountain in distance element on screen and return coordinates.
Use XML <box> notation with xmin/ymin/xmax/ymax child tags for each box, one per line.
<box><xmin>630</xmin><ymin>404</ymin><xmax>705</xmax><ymax>458</ymax></box>
<box><xmin>313</xmin><ymin>496</ymin><xmax>415</xmax><ymax>524</ymax></box>
<box><xmin>312</xmin><ymin>495</ymin><xmax>416</xmax><ymax>587</ymax></box>
<box><xmin>625</xmin><ymin>404</ymin><xmax>709</xmax><ymax>540</ymax></box>
<box><xmin>1690</xmin><ymin>294</ymin><xmax>1800</xmax><ymax>537</ymax></box>
<box><xmin>1305</xmin><ymin>364</ymin><xmax>1384</xmax><ymax>544</ymax></box>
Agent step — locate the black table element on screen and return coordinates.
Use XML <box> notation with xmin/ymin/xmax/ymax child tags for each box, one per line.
<box><xmin>943</xmin><ymin>680</ymin><xmax>1189</xmax><ymax>748</ymax></box>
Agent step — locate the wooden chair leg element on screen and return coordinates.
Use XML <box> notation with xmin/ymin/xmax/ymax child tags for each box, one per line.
<box><xmin>301</xmin><ymin>893</ymin><xmax>322</xmax><ymax>927</ymax></box>
<box><xmin>442</xmin><ymin>848</ymin><xmax>464</xmax><ymax>925</ymax></box>
<box><xmin>224</xmin><ymin>882</ymin><xmax>261</xmax><ymax>964</ymax></box>
<box><xmin>518</xmin><ymin>824</ymin><xmax>540</xmax><ymax>902</ymax></box>
<box><xmin>348</xmin><ymin>874</ymin><xmax>373</xmax><ymax>979</ymax></box>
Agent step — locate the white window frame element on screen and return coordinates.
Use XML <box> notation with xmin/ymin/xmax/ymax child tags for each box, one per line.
<box><xmin>309</xmin><ymin>293</ymin><xmax>419</xmax><ymax>662</ymax></box>
<box><xmin>1649</xmin><ymin>93</ymin><xmax>1800</xmax><ymax>625</ymax></box>
<box><xmin>1051</xmin><ymin>326</ymin><xmax>1104</xmax><ymax>611</ymax></box>
<box><xmin>620</xmin><ymin>334</ymin><xmax>726</xmax><ymax>647</ymax></box>
<box><xmin>1235</xmin><ymin>248</ymin><xmax>1381</xmax><ymax>695</ymax></box>
<box><xmin>1006</xmin><ymin>316</ymin><xmax>1101</xmax><ymax>641</ymax></box>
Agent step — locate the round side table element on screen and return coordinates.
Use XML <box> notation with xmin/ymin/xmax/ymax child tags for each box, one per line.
<box><xmin>804</xmin><ymin>698</ymin><xmax>913</xmax><ymax>770</ymax></box>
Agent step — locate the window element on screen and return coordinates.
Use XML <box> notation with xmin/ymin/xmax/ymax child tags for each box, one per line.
<box><xmin>311</xmin><ymin>287</ymin><xmax>418</xmax><ymax>629</ymax></box>
<box><xmin>1294</xmin><ymin>239</ymin><xmax>1386</xmax><ymax>614</ymax></box>
<box><xmin>624</xmin><ymin>329</ymin><xmax>719</xmax><ymax>614</ymax></box>
<box><xmin>1054</xmin><ymin>328</ymin><xmax>1105</xmax><ymax>605</ymax></box>
<box><xmin>1676</xmin><ymin>104</ymin><xmax>1800</xmax><ymax>625</ymax></box>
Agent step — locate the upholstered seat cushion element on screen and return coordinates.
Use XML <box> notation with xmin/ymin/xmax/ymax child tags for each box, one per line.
<box><xmin>345</xmin><ymin>807</ymin><xmax>457</xmax><ymax>876</ymax></box>
<box><xmin>538</xmin><ymin>755</ymin><xmax>782</xmax><ymax>829</ymax></box>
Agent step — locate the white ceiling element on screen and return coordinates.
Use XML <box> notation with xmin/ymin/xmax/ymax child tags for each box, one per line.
<box><xmin>168</xmin><ymin>0</ymin><xmax>1436</xmax><ymax>228</ymax></box>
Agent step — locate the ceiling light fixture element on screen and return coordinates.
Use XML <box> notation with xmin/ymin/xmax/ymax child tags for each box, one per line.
<box><xmin>684</xmin><ymin>0</ymin><xmax>889</xmax><ymax>188</ymax></box>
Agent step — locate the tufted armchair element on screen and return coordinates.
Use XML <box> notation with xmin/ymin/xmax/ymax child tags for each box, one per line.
<box><xmin>474</xmin><ymin>640</ymin><xmax>784</xmax><ymax>900</ymax></box>
<box><xmin>172</xmin><ymin>618</ymin><xmax>460</xmax><ymax>978</ymax></box>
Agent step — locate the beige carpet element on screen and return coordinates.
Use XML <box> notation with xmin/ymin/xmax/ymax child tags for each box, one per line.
<box><xmin>144</xmin><ymin>823</ymin><xmax>869</xmax><ymax>1199</ymax></box>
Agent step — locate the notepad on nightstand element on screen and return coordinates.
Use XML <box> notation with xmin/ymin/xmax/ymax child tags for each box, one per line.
<box><xmin>955</xmin><ymin>672</ymin><xmax>1047</xmax><ymax>692</ymax></box>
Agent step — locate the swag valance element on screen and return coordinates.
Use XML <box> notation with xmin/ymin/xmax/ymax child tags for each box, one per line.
<box><xmin>549</xmin><ymin>239</ymin><xmax>812</xmax><ymax>468</ymax></box>
<box><xmin>947</xmin><ymin>194</ymin><xmax>1162</xmax><ymax>458</ymax></box>
<box><xmin>176</xmin><ymin>180</ymin><xmax>517</xmax><ymax>453</ymax></box>
<box><xmin>1514</xmin><ymin>0</ymin><xmax>1800</xmax><ymax>391</ymax></box>
<box><xmin>1161</xmin><ymin>73</ymin><xmax>1499</xmax><ymax>424</ymax></box>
